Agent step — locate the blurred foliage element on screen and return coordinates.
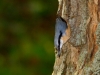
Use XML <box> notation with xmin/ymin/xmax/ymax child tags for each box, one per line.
<box><xmin>0</xmin><ymin>0</ymin><xmax>57</xmax><ymax>75</ymax></box>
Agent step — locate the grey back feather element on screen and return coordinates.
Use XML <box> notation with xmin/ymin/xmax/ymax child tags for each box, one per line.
<box><xmin>54</xmin><ymin>17</ymin><xmax>67</xmax><ymax>49</ymax></box>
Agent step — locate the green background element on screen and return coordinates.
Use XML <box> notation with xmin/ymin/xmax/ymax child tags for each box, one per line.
<box><xmin>0</xmin><ymin>0</ymin><xmax>57</xmax><ymax>75</ymax></box>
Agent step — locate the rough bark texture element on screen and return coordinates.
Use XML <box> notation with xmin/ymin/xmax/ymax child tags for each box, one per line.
<box><xmin>52</xmin><ymin>0</ymin><xmax>100</xmax><ymax>75</ymax></box>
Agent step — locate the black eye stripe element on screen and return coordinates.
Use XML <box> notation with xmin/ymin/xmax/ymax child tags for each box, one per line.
<box><xmin>58</xmin><ymin>31</ymin><xmax>62</xmax><ymax>51</ymax></box>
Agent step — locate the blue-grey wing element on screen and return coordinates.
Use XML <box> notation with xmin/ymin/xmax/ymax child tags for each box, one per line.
<box><xmin>54</xmin><ymin>17</ymin><xmax>67</xmax><ymax>49</ymax></box>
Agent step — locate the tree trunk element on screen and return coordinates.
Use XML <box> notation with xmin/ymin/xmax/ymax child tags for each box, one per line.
<box><xmin>52</xmin><ymin>0</ymin><xmax>100</xmax><ymax>75</ymax></box>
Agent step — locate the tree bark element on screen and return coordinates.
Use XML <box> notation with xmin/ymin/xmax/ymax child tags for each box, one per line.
<box><xmin>52</xmin><ymin>0</ymin><xmax>100</xmax><ymax>75</ymax></box>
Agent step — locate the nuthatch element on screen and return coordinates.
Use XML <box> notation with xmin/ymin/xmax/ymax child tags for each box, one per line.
<box><xmin>54</xmin><ymin>17</ymin><xmax>68</xmax><ymax>57</ymax></box>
